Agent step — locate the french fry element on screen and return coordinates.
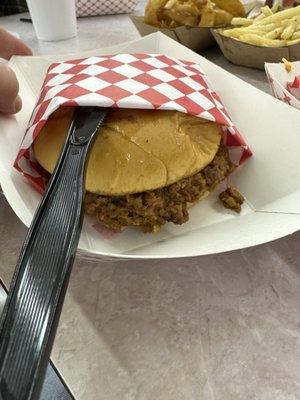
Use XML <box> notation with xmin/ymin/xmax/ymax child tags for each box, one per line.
<box><xmin>212</xmin><ymin>0</ymin><xmax>245</xmax><ymax>18</ymax></box>
<box><xmin>282</xmin><ymin>58</ymin><xmax>293</xmax><ymax>72</ymax></box>
<box><xmin>231</xmin><ymin>17</ymin><xmax>253</xmax><ymax>26</ymax></box>
<box><xmin>271</xmin><ymin>0</ymin><xmax>280</xmax><ymax>13</ymax></box>
<box><xmin>199</xmin><ymin>7</ymin><xmax>215</xmax><ymax>27</ymax></box>
<box><xmin>265</xmin><ymin>26</ymin><xmax>284</xmax><ymax>39</ymax></box>
<box><xmin>292</xmin><ymin>30</ymin><xmax>300</xmax><ymax>39</ymax></box>
<box><xmin>261</xmin><ymin>6</ymin><xmax>273</xmax><ymax>17</ymax></box>
<box><xmin>254</xmin><ymin>13</ymin><xmax>267</xmax><ymax>22</ymax></box>
<box><xmin>214</xmin><ymin>9</ymin><xmax>233</xmax><ymax>27</ymax></box>
<box><xmin>237</xmin><ymin>23</ymin><xmax>277</xmax><ymax>32</ymax></box>
<box><xmin>222</xmin><ymin>28</ymin><xmax>265</xmax><ymax>38</ymax></box>
<box><xmin>223</xmin><ymin>21</ymin><xmax>275</xmax><ymax>34</ymax></box>
<box><xmin>281</xmin><ymin>19</ymin><xmax>297</xmax><ymax>40</ymax></box>
<box><xmin>144</xmin><ymin>0</ymin><xmax>169</xmax><ymax>26</ymax></box>
<box><xmin>251</xmin><ymin>23</ymin><xmax>277</xmax><ymax>32</ymax></box>
<box><xmin>286</xmin><ymin>38</ymin><xmax>300</xmax><ymax>45</ymax></box>
<box><xmin>164</xmin><ymin>0</ymin><xmax>176</xmax><ymax>8</ymax></box>
<box><xmin>239</xmin><ymin>33</ymin><xmax>286</xmax><ymax>47</ymax></box>
<box><xmin>281</xmin><ymin>18</ymin><xmax>292</xmax><ymax>27</ymax></box>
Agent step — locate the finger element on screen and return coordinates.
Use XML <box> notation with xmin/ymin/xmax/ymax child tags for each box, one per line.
<box><xmin>0</xmin><ymin>27</ymin><xmax>32</xmax><ymax>60</ymax></box>
<box><xmin>0</xmin><ymin>63</ymin><xmax>22</xmax><ymax>114</ymax></box>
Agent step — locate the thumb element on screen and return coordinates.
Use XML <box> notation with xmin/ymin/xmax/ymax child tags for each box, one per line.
<box><xmin>0</xmin><ymin>63</ymin><xmax>22</xmax><ymax>115</ymax></box>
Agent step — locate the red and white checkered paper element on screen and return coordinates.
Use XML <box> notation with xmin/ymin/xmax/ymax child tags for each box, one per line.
<box><xmin>287</xmin><ymin>76</ymin><xmax>300</xmax><ymax>100</ymax></box>
<box><xmin>14</xmin><ymin>53</ymin><xmax>251</xmax><ymax>192</ymax></box>
<box><xmin>76</xmin><ymin>0</ymin><xmax>138</xmax><ymax>17</ymax></box>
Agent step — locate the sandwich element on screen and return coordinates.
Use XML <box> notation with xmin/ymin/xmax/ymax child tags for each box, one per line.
<box><xmin>33</xmin><ymin>106</ymin><xmax>235</xmax><ymax>232</ymax></box>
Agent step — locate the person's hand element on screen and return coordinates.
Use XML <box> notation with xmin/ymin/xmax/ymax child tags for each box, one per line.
<box><xmin>0</xmin><ymin>27</ymin><xmax>32</xmax><ymax>115</ymax></box>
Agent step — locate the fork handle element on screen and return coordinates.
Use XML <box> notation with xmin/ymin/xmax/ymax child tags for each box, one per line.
<box><xmin>0</xmin><ymin>133</ymin><xmax>90</xmax><ymax>400</ymax></box>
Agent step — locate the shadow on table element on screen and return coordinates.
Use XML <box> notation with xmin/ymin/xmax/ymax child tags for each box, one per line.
<box><xmin>67</xmin><ymin>230</ymin><xmax>300</xmax><ymax>399</ymax></box>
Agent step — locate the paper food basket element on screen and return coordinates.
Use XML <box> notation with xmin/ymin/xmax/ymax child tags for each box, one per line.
<box><xmin>265</xmin><ymin>61</ymin><xmax>300</xmax><ymax>109</ymax></box>
<box><xmin>212</xmin><ymin>29</ymin><xmax>300</xmax><ymax>70</ymax></box>
<box><xmin>1</xmin><ymin>33</ymin><xmax>300</xmax><ymax>260</ymax></box>
<box><xmin>130</xmin><ymin>15</ymin><xmax>216</xmax><ymax>52</ymax></box>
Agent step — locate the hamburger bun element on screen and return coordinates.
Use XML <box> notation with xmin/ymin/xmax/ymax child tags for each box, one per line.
<box><xmin>33</xmin><ymin>107</ymin><xmax>222</xmax><ymax>196</ymax></box>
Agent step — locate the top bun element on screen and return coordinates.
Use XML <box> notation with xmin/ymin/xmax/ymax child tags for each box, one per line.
<box><xmin>33</xmin><ymin>107</ymin><xmax>222</xmax><ymax>196</ymax></box>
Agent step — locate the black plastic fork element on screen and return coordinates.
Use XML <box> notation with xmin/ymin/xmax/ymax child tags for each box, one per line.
<box><xmin>0</xmin><ymin>106</ymin><xmax>107</xmax><ymax>400</ymax></box>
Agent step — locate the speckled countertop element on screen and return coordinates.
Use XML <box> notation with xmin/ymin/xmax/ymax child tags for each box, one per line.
<box><xmin>0</xmin><ymin>3</ymin><xmax>300</xmax><ymax>399</ymax></box>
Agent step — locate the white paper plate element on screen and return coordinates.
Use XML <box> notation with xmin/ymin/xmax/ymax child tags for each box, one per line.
<box><xmin>1</xmin><ymin>33</ymin><xmax>300</xmax><ymax>260</ymax></box>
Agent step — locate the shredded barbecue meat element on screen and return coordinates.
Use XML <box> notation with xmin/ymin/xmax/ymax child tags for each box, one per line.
<box><xmin>84</xmin><ymin>144</ymin><xmax>234</xmax><ymax>232</ymax></box>
<box><xmin>219</xmin><ymin>186</ymin><xmax>244</xmax><ymax>213</ymax></box>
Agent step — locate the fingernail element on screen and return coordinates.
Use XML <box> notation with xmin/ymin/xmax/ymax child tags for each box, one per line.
<box><xmin>14</xmin><ymin>95</ymin><xmax>22</xmax><ymax>113</ymax></box>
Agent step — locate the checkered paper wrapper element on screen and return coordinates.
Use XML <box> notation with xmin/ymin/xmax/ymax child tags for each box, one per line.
<box><xmin>14</xmin><ymin>53</ymin><xmax>251</xmax><ymax>196</ymax></box>
<box><xmin>76</xmin><ymin>0</ymin><xmax>138</xmax><ymax>17</ymax></box>
<box><xmin>265</xmin><ymin>61</ymin><xmax>300</xmax><ymax>109</ymax></box>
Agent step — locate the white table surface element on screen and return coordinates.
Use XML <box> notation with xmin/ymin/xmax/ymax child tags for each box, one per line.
<box><xmin>0</xmin><ymin>4</ymin><xmax>300</xmax><ymax>400</ymax></box>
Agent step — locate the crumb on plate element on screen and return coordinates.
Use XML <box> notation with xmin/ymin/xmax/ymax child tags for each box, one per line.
<box><xmin>219</xmin><ymin>186</ymin><xmax>244</xmax><ymax>213</ymax></box>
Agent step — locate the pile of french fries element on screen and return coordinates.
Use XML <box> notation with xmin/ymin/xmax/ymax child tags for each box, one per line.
<box><xmin>221</xmin><ymin>3</ymin><xmax>300</xmax><ymax>47</ymax></box>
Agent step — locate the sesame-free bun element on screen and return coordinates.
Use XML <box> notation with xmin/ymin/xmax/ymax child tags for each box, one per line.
<box><xmin>33</xmin><ymin>107</ymin><xmax>221</xmax><ymax>196</ymax></box>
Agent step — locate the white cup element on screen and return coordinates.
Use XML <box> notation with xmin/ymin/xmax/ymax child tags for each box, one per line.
<box><xmin>26</xmin><ymin>0</ymin><xmax>77</xmax><ymax>41</ymax></box>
